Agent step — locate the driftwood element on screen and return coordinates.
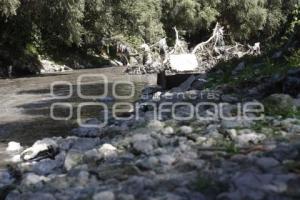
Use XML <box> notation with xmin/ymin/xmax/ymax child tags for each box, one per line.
<box><xmin>126</xmin><ymin>23</ymin><xmax>261</xmax><ymax>75</ymax></box>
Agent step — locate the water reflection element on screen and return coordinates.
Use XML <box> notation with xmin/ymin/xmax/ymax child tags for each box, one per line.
<box><xmin>0</xmin><ymin>67</ymin><xmax>156</xmax><ymax>168</ymax></box>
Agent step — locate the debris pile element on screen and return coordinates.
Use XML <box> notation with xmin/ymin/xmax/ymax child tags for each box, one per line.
<box><xmin>125</xmin><ymin>23</ymin><xmax>261</xmax><ymax>75</ymax></box>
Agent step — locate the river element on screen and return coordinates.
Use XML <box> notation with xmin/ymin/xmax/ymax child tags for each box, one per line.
<box><xmin>0</xmin><ymin>67</ymin><xmax>156</xmax><ymax>168</ymax></box>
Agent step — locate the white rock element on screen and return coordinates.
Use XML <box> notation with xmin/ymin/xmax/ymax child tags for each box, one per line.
<box><xmin>21</xmin><ymin>138</ymin><xmax>58</xmax><ymax>161</ymax></box>
<box><xmin>234</xmin><ymin>131</ymin><xmax>266</xmax><ymax>147</ymax></box>
<box><xmin>22</xmin><ymin>173</ymin><xmax>49</xmax><ymax>186</ymax></box>
<box><xmin>64</xmin><ymin>151</ymin><xmax>83</xmax><ymax>171</ymax></box>
<box><xmin>6</xmin><ymin>141</ymin><xmax>23</xmax><ymax>152</ymax></box>
<box><xmin>147</xmin><ymin>120</ymin><xmax>165</xmax><ymax>131</ymax></box>
<box><xmin>162</xmin><ymin>126</ymin><xmax>175</xmax><ymax>135</ymax></box>
<box><xmin>98</xmin><ymin>144</ymin><xmax>118</xmax><ymax>158</ymax></box>
<box><xmin>227</xmin><ymin>129</ymin><xmax>238</xmax><ymax>139</ymax></box>
<box><xmin>10</xmin><ymin>155</ymin><xmax>22</xmax><ymax>163</ymax></box>
<box><xmin>180</xmin><ymin>126</ymin><xmax>193</xmax><ymax>134</ymax></box>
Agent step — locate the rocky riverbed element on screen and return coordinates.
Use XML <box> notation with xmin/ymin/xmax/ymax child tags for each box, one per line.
<box><xmin>1</xmin><ymin>68</ymin><xmax>300</xmax><ymax>200</ymax></box>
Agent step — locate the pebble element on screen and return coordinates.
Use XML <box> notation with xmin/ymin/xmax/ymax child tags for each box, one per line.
<box><xmin>64</xmin><ymin>151</ymin><xmax>83</xmax><ymax>171</ymax></box>
<box><xmin>162</xmin><ymin>126</ymin><xmax>175</xmax><ymax>135</ymax></box>
<box><xmin>4</xmin><ymin>82</ymin><xmax>300</xmax><ymax>200</ymax></box>
<box><xmin>147</xmin><ymin>120</ymin><xmax>165</xmax><ymax>131</ymax></box>
<box><xmin>179</xmin><ymin>126</ymin><xmax>193</xmax><ymax>134</ymax></box>
<box><xmin>98</xmin><ymin>144</ymin><xmax>118</xmax><ymax>159</ymax></box>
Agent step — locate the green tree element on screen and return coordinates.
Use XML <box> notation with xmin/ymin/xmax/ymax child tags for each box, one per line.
<box><xmin>161</xmin><ymin>0</ymin><xmax>220</xmax><ymax>40</ymax></box>
<box><xmin>38</xmin><ymin>0</ymin><xmax>85</xmax><ymax>47</ymax></box>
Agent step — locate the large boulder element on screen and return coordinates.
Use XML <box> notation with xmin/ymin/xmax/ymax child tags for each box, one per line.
<box><xmin>264</xmin><ymin>94</ymin><xmax>296</xmax><ymax>117</ymax></box>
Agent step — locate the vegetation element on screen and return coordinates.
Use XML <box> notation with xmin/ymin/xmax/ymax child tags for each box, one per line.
<box><xmin>0</xmin><ymin>0</ymin><xmax>300</xmax><ymax>77</ymax></box>
<box><xmin>205</xmin><ymin>50</ymin><xmax>300</xmax><ymax>89</ymax></box>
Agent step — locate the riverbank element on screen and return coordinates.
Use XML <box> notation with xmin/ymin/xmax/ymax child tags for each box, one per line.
<box><xmin>1</xmin><ymin>64</ymin><xmax>300</xmax><ymax>199</ymax></box>
<box><xmin>0</xmin><ymin>67</ymin><xmax>156</xmax><ymax>169</ymax></box>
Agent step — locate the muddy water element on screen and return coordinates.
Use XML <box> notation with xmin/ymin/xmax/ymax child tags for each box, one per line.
<box><xmin>0</xmin><ymin>67</ymin><xmax>156</xmax><ymax>168</ymax></box>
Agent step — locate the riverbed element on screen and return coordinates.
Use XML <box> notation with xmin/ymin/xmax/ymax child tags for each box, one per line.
<box><xmin>0</xmin><ymin>67</ymin><xmax>156</xmax><ymax>168</ymax></box>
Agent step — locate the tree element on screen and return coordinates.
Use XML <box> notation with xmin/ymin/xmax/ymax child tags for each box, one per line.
<box><xmin>161</xmin><ymin>0</ymin><xmax>219</xmax><ymax>41</ymax></box>
<box><xmin>38</xmin><ymin>0</ymin><xmax>85</xmax><ymax>47</ymax></box>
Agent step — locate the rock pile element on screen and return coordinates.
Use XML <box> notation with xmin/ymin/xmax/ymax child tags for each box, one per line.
<box><xmin>2</xmin><ymin>69</ymin><xmax>300</xmax><ymax>200</ymax></box>
<box><xmin>40</xmin><ymin>59</ymin><xmax>73</xmax><ymax>74</ymax></box>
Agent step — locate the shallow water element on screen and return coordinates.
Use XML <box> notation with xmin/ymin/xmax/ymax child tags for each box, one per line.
<box><xmin>0</xmin><ymin>67</ymin><xmax>156</xmax><ymax>168</ymax></box>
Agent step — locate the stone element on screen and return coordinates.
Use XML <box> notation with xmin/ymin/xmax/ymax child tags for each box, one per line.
<box><xmin>20</xmin><ymin>138</ymin><xmax>59</xmax><ymax>161</ymax></box>
<box><xmin>256</xmin><ymin>157</ymin><xmax>280</xmax><ymax>170</ymax></box>
<box><xmin>32</xmin><ymin>158</ymin><xmax>62</xmax><ymax>175</ymax></box>
<box><xmin>55</xmin><ymin>137</ymin><xmax>76</xmax><ymax>151</ymax></box>
<box><xmin>232</xmin><ymin>62</ymin><xmax>246</xmax><ymax>75</ymax></box>
<box><xmin>152</xmin><ymin>91</ymin><xmax>162</xmax><ymax>101</ymax></box>
<box><xmin>288</xmin><ymin>125</ymin><xmax>300</xmax><ymax>134</ymax></box>
<box><xmin>147</xmin><ymin>120</ymin><xmax>165</xmax><ymax>131</ymax></box>
<box><xmin>234</xmin><ymin>130</ymin><xmax>266</xmax><ymax>147</ymax></box>
<box><xmin>159</xmin><ymin>154</ymin><xmax>176</xmax><ymax>165</ymax></box>
<box><xmin>93</xmin><ymin>191</ymin><xmax>115</xmax><ymax>200</ymax></box>
<box><xmin>98</xmin><ymin>144</ymin><xmax>118</xmax><ymax>159</ymax></box>
<box><xmin>6</xmin><ymin>142</ymin><xmax>23</xmax><ymax>152</ymax></box>
<box><xmin>179</xmin><ymin>126</ymin><xmax>193</xmax><ymax>135</ymax></box>
<box><xmin>22</xmin><ymin>173</ymin><xmax>48</xmax><ymax>186</ymax></box>
<box><xmin>131</xmin><ymin>133</ymin><xmax>156</xmax><ymax>155</ymax></box>
<box><xmin>10</xmin><ymin>155</ymin><xmax>22</xmax><ymax>163</ymax></box>
<box><xmin>78</xmin><ymin>170</ymin><xmax>90</xmax><ymax>186</ymax></box>
<box><xmin>64</xmin><ymin>151</ymin><xmax>83</xmax><ymax>171</ymax></box>
<box><xmin>162</xmin><ymin>126</ymin><xmax>175</xmax><ymax>135</ymax></box>
<box><xmin>136</xmin><ymin>156</ymin><xmax>159</xmax><ymax>170</ymax></box>
<box><xmin>270</xmin><ymin>144</ymin><xmax>299</xmax><ymax>161</ymax></box>
<box><xmin>0</xmin><ymin>170</ymin><xmax>14</xmax><ymax>187</ymax></box>
<box><xmin>84</xmin><ymin>149</ymin><xmax>102</xmax><ymax>162</ymax></box>
<box><xmin>226</xmin><ymin>129</ymin><xmax>238</xmax><ymax>139</ymax></box>
<box><xmin>132</xmin><ymin>141</ymin><xmax>154</xmax><ymax>155</ymax></box>
<box><xmin>201</xmin><ymin>138</ymin><xmax>216</xmax><ymax>148</ymax></box>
